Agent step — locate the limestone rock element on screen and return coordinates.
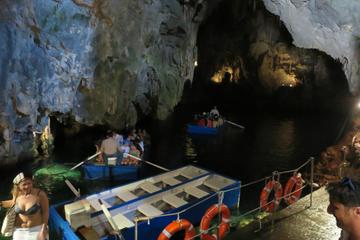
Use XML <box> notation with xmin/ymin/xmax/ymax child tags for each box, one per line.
<box><xmin>262</xmin><ymin>0</ymin><xmax>360</xmax><ymax>93</ymax></box>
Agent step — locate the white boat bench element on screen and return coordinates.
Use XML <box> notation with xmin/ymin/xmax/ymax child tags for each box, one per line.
<box><xmin>116</xmin><ymin>190</ymin><xmax>138</xmax><ymax>202</ymax></box>
<box><xmin>138</xmin><ymin>203</ymin><xmax>163</xmax><ymax>217</ymax></box>
<box><xmin>185</xmin><ymin>186</ymin><xmax>209</xmax><ymax>199</ymax></box>
<box><xmin>162</xmin><ymin>177</ymin><xmax>182</xmax><ymax>186</ymax></box>
<box><xmin>112</xmin><ymin>213</ymin><xmax>135</xmax><ymax>230</ymax></box>
<box><xmin>163</xmin><ymin>194</ymin><xmax>188</xmax><ymax>208</ymax></box>
<box><xmin>139</xmin><ymin>182</ymin><xmax>161</xmax><ymax>193</ymax></box>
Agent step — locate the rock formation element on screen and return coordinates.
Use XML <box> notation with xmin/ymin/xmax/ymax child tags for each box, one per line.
<box><xmin>0</xmin><ymin>0</ymin><xmax>217</xmax><ymax>163</ymax></box>
<box><xmin>262</xmin><ymin>0</ymin><xmax>360</xmax><ymax>93</ymax></box>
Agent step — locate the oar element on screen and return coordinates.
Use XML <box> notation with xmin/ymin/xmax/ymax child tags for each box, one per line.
<box><xmin>225</xmin><ymin>120</ymin><xmax>245</xmax><ymax>129</ymax></box>
<box><xmin>64</xmin><ymin>179</ymin><xmax>81</xmax><ymax>198</ymax></box>
<box><xmin>98</xmin><ymin>199</ymin><xmax>120</xmax><ymax>233</ymax></box>
<box><xmin>70</xmin><ymin>151</ymin><xmax>102</xmax><ymax>170</ymax></box>
<box><xmin>123</xmin><ymin>153</ymin><xmax>170</xmax><ymax>172</ymax></box>
<box><xmin>65</xmin><ymin>180</ymin><xmax>122</xmax><ymax>237</ymax></box>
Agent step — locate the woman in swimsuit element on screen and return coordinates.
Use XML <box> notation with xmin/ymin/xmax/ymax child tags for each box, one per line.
<box><xmin>1</xmin><ymin>172</ymin><xmax>49</xmax><ymax>240</ymax></box>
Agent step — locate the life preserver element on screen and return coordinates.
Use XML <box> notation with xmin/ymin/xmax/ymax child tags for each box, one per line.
<box><xmin>260</xmin><ymin>180</ymin><xmax>283</xmax><ymax>212</ymax></box>
<box><xmin>200</xmin><ymin>204</ymin><xmax>231</xmax><ymax>240</ymax></box>
<box><xmin>157</xmin><ymin>219</ymin><xmax>195</xmax><ymax>240</ymax></box>
<box><xmin>283</xmin><ymin>175</ymin><xmax>303</xmax><ymax>205</ymax></box>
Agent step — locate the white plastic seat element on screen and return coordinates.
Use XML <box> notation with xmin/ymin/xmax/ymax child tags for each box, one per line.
<box><xmin>162</xmin><ymin>177</ymin><xmax>181</xmax><ymax>186</ymax></box>
<box><xmin>139</xmin><ymin>182</ymin><xmax>161</xmax><ymax>193</ymax></box>
<box><xmin>116</xmin><ymin>190</ymin><xmax>137</xmax><ymax>202</ymax></box>
<box><xmin>163</xmin><ymin>194</ymin><xmax>188</xmax><ymax>208</ymax></box>
<box><xmin>185</xmin><ymin>186</ymin><xmax>209</xmax><ymax>199</ymax></box>
<box><xmin>138</xmin><ymin>203</ymin><xmax>163</xmax><ymax>217</ymax></box>
<box><xmin>112</xmin><ymin>213</ymin><xmax>135</xmax><ymax>230</ymax></box>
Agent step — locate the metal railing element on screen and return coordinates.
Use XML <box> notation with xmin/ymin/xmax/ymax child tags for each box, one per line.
<box><xmin>131</xmin><ymin>157</ymin><xmax>315</xmax><ymax>240</ymax></box>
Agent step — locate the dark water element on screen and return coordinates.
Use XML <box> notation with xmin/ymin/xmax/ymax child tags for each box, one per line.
<box><xmin>0</xmin><ymin>103</ymin><xmax>349</xmax><ymax>209</ymax></box>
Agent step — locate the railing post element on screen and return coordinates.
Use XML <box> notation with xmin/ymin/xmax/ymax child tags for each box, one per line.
<box><xmin>134</xmin><ymin>217</ymin><xmax>138</xmax><ymax>240</ymax></box>
<box><xmin>236</xmin><ymin>183</ymin><xmax>241</xmax><ymax>216</ymax></box>
<box><xmin>217</xmin><ymin>191</ymin><xmax>224</xmax><ymax>240</ymax></box>
<box><xmin>310</xmin><ymin>157</ymin><xmax>314</xmax><ymax>207</ymax></box>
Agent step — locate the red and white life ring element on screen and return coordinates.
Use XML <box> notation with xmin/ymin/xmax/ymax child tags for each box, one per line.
<box><xmin>157</xmin><ymin>219</ymin><xmax>195</xmax><ymax>240</ymax></box>
<box><xmin>260</xmin><ymin>180</ymin><xmax>283</xmax><ymax>212</ymax></box>
<box><xmin>283</xmin><ymin>174</ymin><xmax>303</xmax><ymax>205</ymax></box>
<box><xmin>200</xmin><ymin>204</ymin><xmax>231</xmax><ymax>240</ymax></box>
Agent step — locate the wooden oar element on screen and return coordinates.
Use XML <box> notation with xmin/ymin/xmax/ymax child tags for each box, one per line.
<box><xmin>225</xmin><ymin>120</ymin><xmax>245</xmax><ymax>129</ymax></box>
<box><xmin>64</xmin><ymin>179</ymin><xmax>81</xmax><ymax>198</ymax></box>
<box><xmin>98</xmin><ymin>199</ymin><xmax>120</xmax><ymax>233</ymax></box>
<box><xmin>123</xmin><ymin>153</ymin><xmax>170</xmax><ymax>172</ymax></box>
<box><xmin>71</xmin><ymin>151</ymin><xmax>102</xmax><ymax>170</ymax></box>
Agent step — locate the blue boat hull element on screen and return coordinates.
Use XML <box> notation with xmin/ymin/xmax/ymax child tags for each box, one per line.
<box><xmin>121</xmin><ymin>185</ymin><xmax>240</xmax><ymax>240</ymax></box>
<box><xmin>82</xmin><ymin>163</ymin><xmax>139</xmax><ymax>180</ymax></box>
<box><xmin>187</xmin><ymin>124</ymin><xmax>219</xmax><ymax>135</ymax></box>
<box><xmin>49</xmin><ymin>165</ymin><xmax>240</xmax><ymax>240</ymax></box>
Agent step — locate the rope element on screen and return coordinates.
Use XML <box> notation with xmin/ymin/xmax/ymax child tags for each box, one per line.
<box><xmin>130</xmin><ymin>157</ymin><xmax>314</xmax><ymax>237</ymax></box>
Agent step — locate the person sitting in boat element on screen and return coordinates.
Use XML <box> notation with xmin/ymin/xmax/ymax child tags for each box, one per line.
<box><xmin>197</xmin><ymin>112</ymin><xmax>208</xmax><ymax>127</ymax></box>
<box><xmin>209</xmin><ymin>106</ymin><xmax>220</xmax><ymax>120</ymax></box>
<box><xmin>121</xmin><ymin>144</ymin><xmax>141</xmax><ymax>166</ymax></box>
<box><xmin>112</xmin><ymin>131</ymin><xmax>124</xmax><ymax>147</ymax></box>
<box><xmin>94</xmin><ymin>139</ymin><xmax>104</xmax><ymax>163</ymax></box>
<box><xmin>100</xmin><ymin>131</ymin><xmax>123</xmax><ymax>165</ymax></box>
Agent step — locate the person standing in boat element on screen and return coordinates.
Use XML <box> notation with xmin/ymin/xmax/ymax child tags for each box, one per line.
<box><xmin>100</xmin><ymin>131</ymin><xmax>123</xmax><ymax>165</ymax></box>
<box><xmin>327</xmin><ymin>177</ymin><xmax>360</xmax><ymax>240</ymax></box>
<box><xmin>0</xmin><ymin>172</ymin><xmax>49</xmax><ymax>240</ymax></box>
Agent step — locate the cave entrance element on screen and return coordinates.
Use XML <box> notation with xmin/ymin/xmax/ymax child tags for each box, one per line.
<box><xmin>188</xmin><ymin>0</ymin><xmax>350</xmax><ymax>114</ymax></box>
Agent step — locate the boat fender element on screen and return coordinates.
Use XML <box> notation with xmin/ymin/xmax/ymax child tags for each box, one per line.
<box><xmin>260</xmin><ymin>180</ymin><xmax>283</xmax><ymax>212</ymax></box>
<box><xmin>157</xmin><ymin>219</ymin><xmax>195</xmax><ymax>240</ymax></box>
<box><xmin>200</xmin><ymin>204</ymin><xmax>231</xmax><ymax>240</ymax></box>
<box><xmin>283</xmin><ymin>174</ymin><xmax>304</xmax><ymax>205</ymax></box>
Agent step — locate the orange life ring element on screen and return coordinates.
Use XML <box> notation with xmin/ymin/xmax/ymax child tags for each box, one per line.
<box><xmin>200</xmin><ymin>204</ymin><xmax>231</xmax><ymax>240</ymax></box>
<box><xmin>283</xmin><ymin>175</ymin><xmax>303</xmax><ymax>205</ymax></box>
<box><xmin>260</xmin><ymin>180</ymin><xmax>283</xmax><ymax>212</ymax></box>
<box><xmin>157</xmin><ymin>219</ymin><xmax>195</xmax><ymax>240</ymax></box>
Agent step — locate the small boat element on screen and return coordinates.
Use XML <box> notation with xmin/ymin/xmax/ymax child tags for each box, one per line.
<box><xmin>50</xmin><ymin>165</ymin><xmax>241</xmax><ymax>240</ymax></box>
<box><xmin>82</xmin><ymin>162</ymin><xmax>139</xmax><ymax>181</ymax></box>
<box><xmin>187</xmin><ymin>124</ymin><xmax>220</xmax><ymax>135</ymax></box>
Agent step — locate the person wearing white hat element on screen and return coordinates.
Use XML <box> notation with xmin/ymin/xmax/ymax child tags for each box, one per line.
<box><xmin>1</xmin><ymin>172</ymin><xmax>49</xmax><ymax>240</ymax></box>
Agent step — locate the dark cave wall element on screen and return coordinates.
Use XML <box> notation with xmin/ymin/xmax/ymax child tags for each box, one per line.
<box><xmin>195</xmin><ymin>0</ymin><xmax>349</xmax><ymax>110</ymax></box>
<box><xmin>0</xmin><ymin>0</ymin><xmax>220</xmax><ymax>162</ymax></box>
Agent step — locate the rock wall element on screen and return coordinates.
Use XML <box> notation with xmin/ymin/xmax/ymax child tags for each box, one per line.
<box><xmin>262</xmin><ymin>0</ymin><xmax>360</xmax><ymax>93</ymax></box>
<box><xmin>0</xmin><ymin>0</ymin><xmax>214</xmax><ymax>162</ymax></box>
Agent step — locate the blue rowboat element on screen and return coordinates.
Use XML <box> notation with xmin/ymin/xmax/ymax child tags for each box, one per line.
<box><xmin>82</xmin><ymin>162</ymin><xmax>139</xmax><ymax>181</ymax></box>
<box><xmin>49</xmin><ymin>165</ymin><xmax>241</xmax><ymax>240</ymax></box>
<box><xmin>187</xmin><ymin>124</ymin><xmax>220</xmax><ymax>135</ymax></box>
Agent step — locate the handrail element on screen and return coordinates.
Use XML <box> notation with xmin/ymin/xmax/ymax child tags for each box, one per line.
<box><xmin>132</xmin><ymin>157</ymin><xmax>315</xmax><ymax>240</ymax></box>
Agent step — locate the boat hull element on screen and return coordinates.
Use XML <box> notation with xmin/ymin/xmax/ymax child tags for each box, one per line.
<box><xmin>50</xmin><ymin>165</ymin><xmax>240</xmax><ymax>240</ymax></box>
<box><xmin>82</xmin><ymin>163</ymin><xmax>139</xmax><ymax>181</ymax></box>
<box><xmin>187</xmin><ymin>124</ymin><xmax>219</xmax><ymax>135</ymax></box>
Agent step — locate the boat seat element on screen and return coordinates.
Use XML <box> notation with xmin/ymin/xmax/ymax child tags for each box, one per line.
<box><xmin>162</xmin><ymin>177</ymin><xmax>181</xmax><ymax>186</ymax></box>
<box><xmin>181</xmin><ymin>167</ymin><xmax>204</xmax><ymax>179</ymax></box>
<box><xmin>185</xmin><ymin>186</ymin><xmax>209</xmax><ymax>199</ymax></box>
<box><xmin>88</xmin><ymin>199</ymin><xmax>111</xmax><ymax>212</ymax></box>
<box><xmin>163</xmin><ymin>194</ymin><xmax>188</xmax><ymax>208</ymax></box>
<box><xmin>116</xmin><ymin>190</ymin><xmax>137</xmax><ymax>202</ymax></box>
<box><xmin>112</xmin><ymin>213</ymin><xmax>135</xmax><ymax>230</ymax></box>
<box><xmin>139</xmin><ymin>182</ymin><xmax>161</xmax><ymax>193</ymax></box>
<box><xmin>138</xmin><ymin>203</ymin><xmax>163</xmax><ymax>217</ymax></box>
<box><xmin>204</xmin><ymin>177</ymin><xmax>234</xmax><ymax>191</ymax></box>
